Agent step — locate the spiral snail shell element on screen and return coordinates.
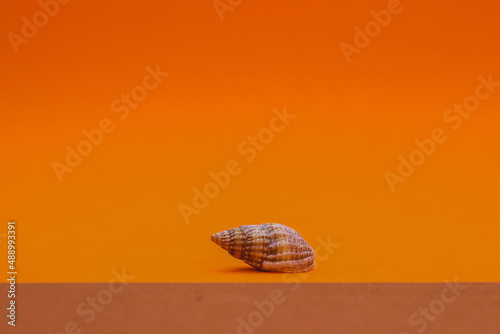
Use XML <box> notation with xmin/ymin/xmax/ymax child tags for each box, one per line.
<box><xmin>211</xmin><ymin>223</ymin><xmax>315</xmax><ymax>273</ymax></box>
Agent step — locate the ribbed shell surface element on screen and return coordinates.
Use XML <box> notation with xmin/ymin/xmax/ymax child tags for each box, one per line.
<box><xmin>211</xmin><ymin>223</ymin><xmax>315</xmax><ymax>273</ymax></box>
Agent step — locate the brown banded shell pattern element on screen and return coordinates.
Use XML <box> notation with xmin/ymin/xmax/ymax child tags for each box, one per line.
<box><xmin>211</xmin><ymin>223</ymin><xmax>315</xmax><ymax>273</ymax></box>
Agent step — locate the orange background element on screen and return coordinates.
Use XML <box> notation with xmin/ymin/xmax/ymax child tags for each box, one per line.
<box><xmin>1</xmin><ymin>0</ymin><xmax>499</xmax><ymax>282</ymax></box>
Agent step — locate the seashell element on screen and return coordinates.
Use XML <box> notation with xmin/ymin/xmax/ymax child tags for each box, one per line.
<box><xmin>211</xmin><ymin>223</ymin><xmax>315</xmax><ymax>273</ymax></box>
